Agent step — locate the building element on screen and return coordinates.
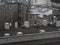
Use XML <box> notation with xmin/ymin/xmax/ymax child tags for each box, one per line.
<box><xmin>30</xmin><ymin>0</ymin><xmax>53</xmax><ymax>26</ymax></box>
<box><xmin>0</xmin><ymin>0</ymin><xmax>60</xmax><ymax>45</ymax></box>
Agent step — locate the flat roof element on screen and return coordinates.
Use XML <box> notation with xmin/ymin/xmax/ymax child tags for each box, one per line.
<box><xmin>0</xmin><ymin>26</ymin><xmax>59</xmax><ymax>37</ymax></box>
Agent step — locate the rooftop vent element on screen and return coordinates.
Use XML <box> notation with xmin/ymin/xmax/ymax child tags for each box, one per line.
<box><xmin>4</xmin><ymin>33</ymin><xmax>10</xmax><ymax>36</ymax></box>
<box><xmin>39</xmin><ymin>30</ymin><xmax>45</xmax><ymax>33</ymax></box>
<box><xmin>17</xmin><ymin>32</ymin><xmax>23</xmax><ymax>36</ymax></box>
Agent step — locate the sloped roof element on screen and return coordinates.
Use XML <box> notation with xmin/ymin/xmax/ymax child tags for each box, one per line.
<box><xmin>30</xmin><ymin>6</ymin><xmax>53</xmax><ymax>18</ymax></box>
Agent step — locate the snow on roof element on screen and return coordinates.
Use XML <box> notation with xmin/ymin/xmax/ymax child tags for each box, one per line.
<box><xmin>30</xmin><ymin>6</ymin><xmax>53</xmax><ymax>18</ymax></box>
<box><xmin>31</xmin><ymin>0</ymin><xmax>51</xmax><ymax>6</ymax></box>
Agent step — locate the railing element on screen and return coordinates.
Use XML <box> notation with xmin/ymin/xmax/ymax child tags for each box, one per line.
<box><xmin>0</xmin><ymin>31</ymin><xmax>60</xmax><ymax>44</ymax></box>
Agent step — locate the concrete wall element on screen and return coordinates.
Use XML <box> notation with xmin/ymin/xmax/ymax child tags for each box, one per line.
<box><xmin>0</xmin><ymin>31</ymin><xmax>60</xmax><ymax>44</ymax></box>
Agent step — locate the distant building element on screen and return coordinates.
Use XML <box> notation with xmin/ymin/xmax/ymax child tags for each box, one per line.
<box><xmin>1</xmin><ymin>0</ymin><xmax>28</xmax><ymax>4</ymax></box>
